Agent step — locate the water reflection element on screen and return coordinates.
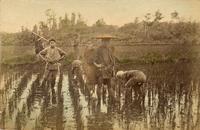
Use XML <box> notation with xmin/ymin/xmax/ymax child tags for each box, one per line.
<box><xmin>0</xmin><ymin>63</ymin><xmax>200</xmax><ymax>130</ymax></box>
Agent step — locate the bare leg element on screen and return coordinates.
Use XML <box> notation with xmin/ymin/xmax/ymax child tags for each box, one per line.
<box><xmin>97</xmin><ymin>77</ymin><xmax>103</xmax><ymax>103</ymax></box>
<box><xmin>134</xmin><ymin>84</ymin><xmax>142</xmax><ymax>100</ymax></box>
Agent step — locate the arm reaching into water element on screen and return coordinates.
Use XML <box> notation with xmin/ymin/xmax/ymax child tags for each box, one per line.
<box><xmin>125</xmin><ymin>77</ymin><xmax>136</xmax><ymax>88</ymax></box>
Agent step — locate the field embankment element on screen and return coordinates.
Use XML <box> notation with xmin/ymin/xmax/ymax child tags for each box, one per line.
<box><xmin>1</xmin><ymin>44</ymin><xmax>200</xmax><ymax>66</ymax></box>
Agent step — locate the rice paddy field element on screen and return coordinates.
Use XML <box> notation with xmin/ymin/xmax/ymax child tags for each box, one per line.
<box><xmin>0</xmin><ymin>44</ymin><xmax>200</xmax><ymax>130</ymax></box>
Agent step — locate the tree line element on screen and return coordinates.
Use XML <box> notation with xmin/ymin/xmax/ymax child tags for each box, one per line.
<box><xmin>1</xmin><ymin>9</ymin><xmax>200</xmax><ymax>46</ymax></box>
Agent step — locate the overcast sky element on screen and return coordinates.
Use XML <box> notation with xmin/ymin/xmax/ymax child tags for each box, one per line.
<box><xmin>1</xmin><ymin>0</ymin><xmax>200</xmax><ymax>33</ymax></box>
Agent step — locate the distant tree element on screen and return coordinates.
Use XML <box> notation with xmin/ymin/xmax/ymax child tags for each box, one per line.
<box><xmin>21</xmin><ymin>26</ymin><xmax>25</xmax><ymax>32</ymax></box>
<box><xmin>171</xmin><ymin>11</ymin><xmax>179</xmax><ymax>21</ymax></box>
<box><xmin>19</xmin><ymin>27</ymin><xmax>33</xmax><ymax>45</ymax></box>
<box><xmin>154</xmin><ymin>10</ymin><xmax>164</xmax><ymax>22</ymax></box>
<box><xmin>32</xmin><ymin>24</ymin><xmax>38</xmax><ymax>33</ymax></box>
<box><xmin>143</xmin><ymin>10</ymin><xmax>164</xmax><ymax>41</ymax></box>
<box><xmin>64</xmin><ymin>13</ymin><xmax>70</xmax><ymax>25</ymax></box>
<box><xmin>134</xmin><ymin>17</ymin><xmax>139</xmax><ymax>24</ymax></box>
<box><xmin>45</xmin><ymin>9</ymin><xmax>57</xmax><ymax>31</ymax></box>
<box><xmin>39</xmin><ymin>21</ymin><xmax>49</xmax><ymax>38</ymax></box>
<box><xmin>143</xmin><ymin>13</ymin><xmax>152</xmax><ymax>39</ymax></box>
<box><xmin>58</xmin><ymin>13</ymin><xmax>71</xmax><ymax>31</ymax></box>
<box><xmin>2</xmin><ymin>10</ymin><xmax>200</xmax><ymax>46</ymax></box>
<box><xmin>76</xmin><ymin>13</ymin><xmax>87</xmax><ymax>27</ymax></box>
<box><xmin>144</xmin><ymin>13</ymin><xmax>152</xmax><ymax>24</ymax></box>
<box><xmin>51</xmin><ymin>20</ymin><xmax>57</xmax><ymax>32</ymax></box>
<box><xmin>93</xmin><ymin>18</ymin><xmax>106</xmax><ymax>27</ymax></box>
<box><xmin>71</xmin><ymin>13</ymin><xmax>76</xmax><ymax>26</ymax></box>
<box><xmin>63</xmin><ymin>13</ymin><xmax>71</xmax><ymax>28</ymax></box>
<box><xmin>58</xmin><ymin>17</ymin><xmax>63</xmax><ymax>29</ymax></box>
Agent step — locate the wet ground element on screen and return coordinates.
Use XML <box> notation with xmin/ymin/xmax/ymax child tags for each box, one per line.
<box><xmin>0</xmin><ymin>62</ymin><xmax>200</xmax><ymax>130</ymax></box>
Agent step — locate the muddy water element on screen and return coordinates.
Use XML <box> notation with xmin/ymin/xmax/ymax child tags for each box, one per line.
<box><xmin>0</xmin><ymin>63</ymin><xmax>200</xmax><ymax>130</ymax></box>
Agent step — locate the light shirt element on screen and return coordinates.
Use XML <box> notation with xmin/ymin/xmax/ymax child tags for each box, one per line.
<box><xmin>40</xmin><ymin>46</ymin><xmax>66</xmax><ymax>70</ymax></box>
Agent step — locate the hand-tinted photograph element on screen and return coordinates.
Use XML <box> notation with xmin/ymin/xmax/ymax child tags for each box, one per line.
<box><xmin>0</xmin><ymin>0</ymin><xmax>200</xmax><ymax>130</ymax></box>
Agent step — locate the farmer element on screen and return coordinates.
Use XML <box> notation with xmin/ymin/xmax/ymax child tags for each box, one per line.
<box><xmin>93</xmin><ymin>35</ymin><xmax>116</xmax><ymax>101</ymax></box>
<box><xmin>116</xmin><ymin>70</ymin><xmax>147</xmax><ymax>100</ymax></box>
<box><xmin>39</xmin><ymin>38</ymin><xmax>66</xmax><ymax>89</ymax></box>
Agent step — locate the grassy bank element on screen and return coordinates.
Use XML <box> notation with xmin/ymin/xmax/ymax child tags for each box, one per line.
<box><xmin>1</xmin><ymin>44</ymin><xmax>199</xmax><ymax>66</ymax></box>
<box><xmin>1</xmin><ymin>54</ymin><xmax>73</xmax><ymax>66</ymax></box>
<box><xmin>1</xmin><ymin>54</ymin><xmax>37</xmax><ymax>65</ymax></box>
<box><xmin>1</xmin><ymin>52</ymin><xmax>198</xmax><ymax>67</ymax></box>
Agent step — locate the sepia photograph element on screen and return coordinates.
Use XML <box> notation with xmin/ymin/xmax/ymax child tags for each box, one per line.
<box><xmin>0</xmin><ymin>0</ymin><xmax>200</xmax><ymax>130</ymax></box>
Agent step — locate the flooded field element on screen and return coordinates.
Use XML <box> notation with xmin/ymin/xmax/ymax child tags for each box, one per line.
<box><xmin>0</xmin><ymin>63</ymin><xmax>200</xmax><ymax>130</ymax></box>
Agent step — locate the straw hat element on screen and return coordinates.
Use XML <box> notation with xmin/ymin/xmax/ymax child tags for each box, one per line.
<box><xmin>95</xmin><ymin>35</ymin><xmax>117</xmax><ymax>40</ymax></box>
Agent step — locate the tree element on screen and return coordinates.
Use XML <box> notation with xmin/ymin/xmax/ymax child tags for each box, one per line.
<box><xmin>93</xmin><ymin>18</ymin><xmax>106</xmax><ymax>27</ymax></box>
<box><xmin>58</xmin><ymin>13</ymin><xmax>71</xmax><ymax>31</ymax></box>
<box><xmin>21</xmin><ymin>26</ymin><xmax>25</xmax><ymax>32</ymax></box>
<box><xmin>143</xmin><ymin>13</ymin><xmax>152</xmax><ymax>39</ymax></box>
<box><xmin>134</xmin><ymin>17</ymin><xmax>139</xmax><ymax>24</ymax></box>
<box><xmin>171</xmin><ymin>11</ymin><xmax>179</xmax><ymax>20</ymax></box>
<box><xmin>39</xmin><ymin>21</ymin><xmax>49</xmax><ymax>38</ymax></box>
<box><xmin>58</xmin><ymin>16</ymin><xmax>63</xmax><ymax>29</ymax></box>
<box><xmin>63</xmin><ymin>13</ymin><xmax>71</xmax><ymax>27</ymax></box>
<box><xmin>154</xmin><ymin>10</ymin><xmax>164</xmax><ymax>22</ymax></box>
<box><xmin>32</xmin><ymin>24</ymin><xmax>38</xmax><ymax>33</ymax></box>
<box><xmin>71</xmin><ymin>13</ymin><xmax>76</xmax><ymax>26</ymax></box>
<box><xmin>45</xmin><ymin>9</ymin><xmax>57</xmax><ymax>30</ymax></box>
<box><xmin>76</xmin><ymin>13</ymin><xmax>87</xmax><ymax>27</ymax></box>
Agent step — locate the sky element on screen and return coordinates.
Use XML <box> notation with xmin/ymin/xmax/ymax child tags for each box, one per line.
<box><xmin>0</xmin><ymin>0</ymin><xmax>200</xmax><ymax>33</ymax></box>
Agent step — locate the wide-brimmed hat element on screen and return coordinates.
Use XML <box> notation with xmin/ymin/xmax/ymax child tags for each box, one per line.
<box><xmin>95</xmin><ymin>35</ymin><xmax>117</xmax><ymax>40</ymax></box>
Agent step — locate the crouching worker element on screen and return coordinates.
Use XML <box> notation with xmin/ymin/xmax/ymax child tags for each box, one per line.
<box><xmin>116</xmin><ymin>70</ymin><xmax>147</xmax><ymax>101</ymax></box>
<box><xmin>39</xmin><ymin>38</ymin><xmax>66</xmax><ymax>91</ymax></box>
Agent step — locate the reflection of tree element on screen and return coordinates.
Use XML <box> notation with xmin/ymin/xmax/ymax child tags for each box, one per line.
<box><xmin>122</xmin><ymin>99</ymin><xmax>144</xmax><ymax>130</ymax></box>
<box><xmin>7</xmin><ymin>72</ymin><xmax>30</xmax><ymax>118</ymax></box>
<box><xmin>87</xmin><ymin>113</ymin><xmax>113</xmax><ymax>130</ymax></box>
<box><xmin>0</xmin><ymin>110</ymin><xmax>6</xmax><ymax>129</ymax></box>
<box><xmin>15</xmin><ymin>104</ymin><xmax>27</xmax><ymax>130</ymax></box>
<box><xmin>144</xmin><ymin>63</ymin><xmax>198</xmax><ymax>130</ymax></box>
<box><xmin>68</xmin><ymin>70</ymin><xmax>85</xmax><ymax>130</ymax></box>
<box><xmin>26</xmin><ymin>74</ymin><xmax>41</xmax><ymax>117</ymax></box>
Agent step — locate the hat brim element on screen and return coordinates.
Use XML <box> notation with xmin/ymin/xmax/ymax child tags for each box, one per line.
<box><xmin>95</xmin><ymin>35</ymin><xmax>117</xmax><ymax>39</ymax></box>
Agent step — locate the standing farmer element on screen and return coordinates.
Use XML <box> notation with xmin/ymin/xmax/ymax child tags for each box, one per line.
<box><xmin>93</xmin><ymin>36</ymin><xmax>116</xmax><ymax>102</ymax></box>
<box><xmin>39</xmin><ymin>39</ymin><xmax>66</xmax><ymax>90</ymax></box>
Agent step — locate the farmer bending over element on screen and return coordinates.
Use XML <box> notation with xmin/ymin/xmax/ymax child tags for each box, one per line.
<box><xmin>116</xmin><ymin>70</ymin><xmax>146</xmax><ymax>100</ymax></box>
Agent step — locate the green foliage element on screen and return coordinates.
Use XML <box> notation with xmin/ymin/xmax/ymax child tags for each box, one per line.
<box><xmin>1</xmin><ymin>10</ymin><xmax>200</xmax><ymax>46</ymax></box>
<box><xmin>62</xmin><ymin>52</ymin><xmax>75</xmax><ymax>65</ymax></box>
<box><xmin>139</xmin><ymin>52</ymin><xmax>164</xmax><ymax>64</ymax></box>
<box><xmin>2</xmin><ymin>54</ymin><xmax>36</xmax><ymax>65</ymax></box>
<box><xmin>93</xmin><ymin>18</ymin><xmax>106</xmax><ymax>27</ymax></box>
<box><xmin>117</xmin><ymin>58</ymin><xmax>133</xmax><ymax>64</ymax></box>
